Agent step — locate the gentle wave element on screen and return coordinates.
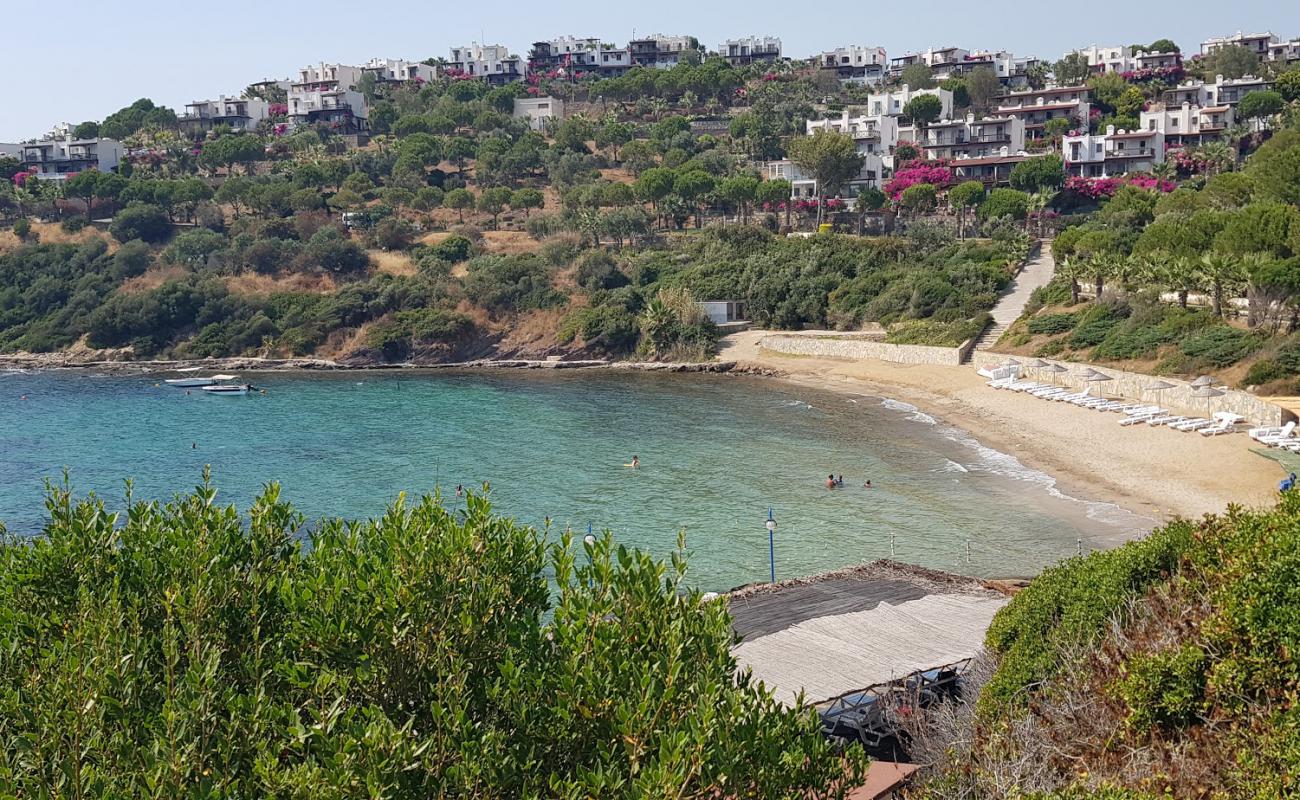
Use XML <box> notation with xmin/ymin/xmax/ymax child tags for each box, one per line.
<box><xmin>883</xmin><ymin>395</ymin><xmax>1147</xmax><ymax>529</ymax></box>
<box><xmin>879</xmin><ymin>398</ymin><xmax>937</xmax><ymax>425</ymax></box>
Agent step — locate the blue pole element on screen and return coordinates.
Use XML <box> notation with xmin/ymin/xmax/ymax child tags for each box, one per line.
<box><xmin>767</xmin><ymin>507</ymin><xmax>775</xmax><ymax>583</ymax></box>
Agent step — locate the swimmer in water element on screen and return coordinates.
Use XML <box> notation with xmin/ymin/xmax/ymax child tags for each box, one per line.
<box><xmin>863</xmin><ymin>480</ymin><xmax>873</xmax><ymax>488</ymax></box>
<box><xmin>631</xmin><ymin>455</ymin><xmax>639</xmax><ymax>469</ymax></box>
<box><xmin>456</xmin><ymin>484</ymin><xmax>463</xmax><ymax>498</ymax></box>
<box><xmin>826</xmin><ymin>474</ymin><xmax>837</xmax><ymax>490</ymax></box>
<box><xmin>836</xmin><ymin>474</ymin><xmax>844</xmax><ymax>487</ymax></box>
<box><xmin>192</xmin><ymin>442</ymin><xmax>197</xmax><ymax>449</ymax></box>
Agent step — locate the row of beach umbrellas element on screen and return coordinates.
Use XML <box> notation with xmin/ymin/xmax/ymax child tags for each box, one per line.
<box><xmin>996</xmin><ymin>358</ymin><xmax>1226</xmax><ymax>406</ymax></box>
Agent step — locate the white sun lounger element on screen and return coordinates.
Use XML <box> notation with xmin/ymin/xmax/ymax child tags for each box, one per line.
<box><xmin>1172</xmin><ymin>419</ymin><xmax>1212</xmax><ymax>432</ymax></box>
<box><xmin>1120</xmin><ymin>411</ymin><xmax>1165</xmax><ymax>426</ymax></box>
<box><xmin>1251</xmin><ymin>421</ymin><xmax>1297</xmax><ymax>442</ymax></box>
<box><xmin>1147</xmin><ymin>415</ymin><xmax>1188</xmax><ymax>426</ymax></box>
<box><xmin>1199</xmin><ymin>421</ymin><xmax>1240</xmax><ymax>436</ymax></box>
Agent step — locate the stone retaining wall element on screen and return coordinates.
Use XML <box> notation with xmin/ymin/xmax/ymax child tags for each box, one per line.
<box><xmin>977</xmin><ymin>355</ymin><xmax>1290</xmax><ymax>427</ymax></box>
<box><xmin>760</xmin><ymin>334</ymin><xmax>969</xmax><ymax>367</ymax></box>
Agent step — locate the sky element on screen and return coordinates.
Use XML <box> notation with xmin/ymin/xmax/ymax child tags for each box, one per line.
<box><xmin>2</xmin><ymin>0</ymin><xmax>1298</xmax><ymax>141</ymax></box>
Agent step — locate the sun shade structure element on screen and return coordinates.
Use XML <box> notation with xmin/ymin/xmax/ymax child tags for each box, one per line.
<box><xmin>1040</xmin><ymin>363</ymin><xmax>1068</xmax><ymax>385</ymax></box>
<box><xmin>728</xmin><ymin>562</ymin><xmax>1007</xmax><ymax>708</ymax></box>
<box><xmin>1191</xmin><ymin>375</ymin><xmax>1216</xmax><ymax>388</ymax></box>
<box><xmin>1083</xmin><ymin>369</ymin><xmax>1114</xmax><ymax>399</ymax></box>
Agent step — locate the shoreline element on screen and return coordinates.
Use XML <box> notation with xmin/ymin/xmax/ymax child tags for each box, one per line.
<box><xmin>716</xmin><ymin>331</ymin><xmax>1280</xmax><ymax>525</ymax></box>
<box><xmin>5</xmin><ymin>338</ymin><xmax>1280</xmax><ymax>527</ymax></box>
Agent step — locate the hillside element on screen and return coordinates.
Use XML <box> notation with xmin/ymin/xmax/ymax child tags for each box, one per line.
<box><xmin>908</xmin><ymin>494</ymin><xmax>1300</xmax><ymax>798</ymax></box>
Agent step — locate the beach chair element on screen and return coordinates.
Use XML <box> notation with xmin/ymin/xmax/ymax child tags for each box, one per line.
<box><xmin>1263</xmin><ymin>432</ymin><xmax>1300</xmax><ymax>447</ymax></box>
<box><xmin>1172</xmin><ymin>418</ymin><xmax>1212</xmax><ymax>432</ymax></box>
<box><xmin>1119</xmin><ymin>409</ymin><xmax>1165</xmax><ymax>426</ymax></box>
<box><xmin>1250</xmin><ymin>421</ymin><xmax>1296</xmax><ymax>443</ymax></box>
<box><xmin>1031</xmin><ymin>387</ymin><xmax>1069</xmax><ymax>398</ymax></box>
<box><xmin>1199</xmin><ymin>420</ymin><xmax>1241</xmax><ymax>436</ymax></box>
<box><xmin>1053</xmin><ymin>391</ymin><xmax>1091</xmax><ymax>403</ymax></box>
<box><xmin>1146</xmin><ymin>415</ymin><xmax>1187</xmax><ymax>426</ymax></box>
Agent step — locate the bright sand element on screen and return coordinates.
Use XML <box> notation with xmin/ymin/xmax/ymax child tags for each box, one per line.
<box><xmin>721</xmin><ymin>331</ymin><xmax>1281</xmax><ymax>524</ymax></box>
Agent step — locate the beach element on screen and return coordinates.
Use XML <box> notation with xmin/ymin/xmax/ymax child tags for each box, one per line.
<box><xmin>719</xmin><ymin>330</ymin><xmax>1281</xmax><ymax>523</ymax></box>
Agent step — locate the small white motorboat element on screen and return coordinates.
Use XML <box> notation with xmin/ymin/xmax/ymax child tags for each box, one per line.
<box><xmin>165</xmin><ymin>370</ymin><xmax>239</xmax><ymax>388</ymax></box>
<box><xmin>201</xmin><ymin>383</ymin><xmax>252</xmax><ymax>396</ymax></box>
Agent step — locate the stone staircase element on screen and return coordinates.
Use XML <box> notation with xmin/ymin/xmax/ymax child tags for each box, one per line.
<box><xmin>961</xmin><ymin>239</ymin><xmax>1056</xmax><ymax>365</ymax></box>
<box><xmin>962</xmin><ymin>322</ymin><xmax>1010</xmax><ymax>363</ymax></box>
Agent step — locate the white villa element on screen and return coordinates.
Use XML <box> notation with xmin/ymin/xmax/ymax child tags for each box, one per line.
<box><xmin>719</xmin><ymin>36</ymin><xmax>781</xmax><ymax>66</ymax></box>
<box><xmin>996</xmin><ymin>86</ymin><xmax>1090</xmax><ymax>137</ymax></box>
<box><xmin>866</xmin><ymin>85</ymin><xmax>955</xmax><ymax>119</ymax></box>
<box><xmin>447</xmin><ymin>43</ymin><xmax>524</xmax><ymax>84</ymax></box>
<box><xmin>1064</xmin><ymin>125</ymin><xmax>1165</xmax><ymax>177</ymax></box>
<box><xmin>1070</xmin><ymin>44</ymin><xmax>1139</xmax><ymax>74</ymax></box>
<box><xmin>818</xmin><ymin>45</ymin><xmax>888</xmax><ymax>85</ymax></box>
<box><xmin>1200</xmin><ymin>30</ymin><xmax>1278</xmax><ymax>56</ymax></box>
<box><xmin>1140</xmin><ymin>102</ymin><xmax>1233</xmax><ymax>146</ymax></box>
<box><xmin>181</xmin><ymin>96</ymin><xmax>270</xmax><ymax>132</ymax></box>
<box><xmin>4</xmin><ymin>123</ymin><xmax>123</xmax><ymax>181</ymax></box>
<box><xmin>288</xmin><ymin>63</ymin><xmax>369</xmax><ymax>132</ymax></box>
<box><xmin>898</xmin><ymin>113</ymin><xmax>1026</xmax><ymax>161</ymax></box>
<box><xmin>362</xmin><ymin>58</ymin><xmax>437</xmax><ymax>84</ymax></box>
<box><xmin>629</xmin><ymin>34</ymin><xmax>698</xmax><ymax>69</ymax></box>
<box><xmin>806</xmin><ymin>111</ymin><xmax>901</xmax><ymax>190</ymax></box>
<box><xmin>1162</xmin><ymin>74</ymin><xmax>1273</xmax><ymax>109</ymax></box>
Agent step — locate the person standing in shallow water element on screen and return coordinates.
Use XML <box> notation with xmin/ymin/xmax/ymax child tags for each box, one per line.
<box><xmin>826</xmin><ymin>474</ymin><xmax>837</xmax><ymax>490</ymax></box>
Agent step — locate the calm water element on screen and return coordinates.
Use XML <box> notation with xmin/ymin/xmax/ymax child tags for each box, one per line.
<box><xmin>0</xmin><ymin>369</ymin><xmax>1149</xmax><ymax>590</ymax></box>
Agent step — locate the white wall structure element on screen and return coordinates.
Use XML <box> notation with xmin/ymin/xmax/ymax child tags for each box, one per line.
<box><xmin>512</xmin><ymin>96</ymin><xmax>564</xmax><ymax>131</ymax></box>
<box><xmin>629</xmin><ymin>34</ymin><xmax>698</xmax><ymax>69</ymax></box>
<box><xmin>806</xmin><ymin>111</ymin><xmax>899</xmax><ymax>190</ymax></box>
<box><xmin>1163</xmin><ymin>74</ymin><xmax>1274</xmax><ymax>109</ymax></box>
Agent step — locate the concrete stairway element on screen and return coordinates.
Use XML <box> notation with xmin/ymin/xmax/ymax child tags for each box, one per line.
<box><xmin>961</xmin><ymin>239</ymin><xmax>1056</xmax><ymax>364</ymax></box>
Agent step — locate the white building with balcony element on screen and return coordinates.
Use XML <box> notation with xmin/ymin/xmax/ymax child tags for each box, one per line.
<box><xmin>1266</xmin><ymin>37</ymin><xmax>1300</xmax><ymax>63</ymax></box>
<box><xmin>818</xmin><ymin>45</ymin><xmax>888</xmax><ymax>85</ymax></box>
<box><xmin>1069</xmin><ymin>44</ymin><xmax>1138</xmax><ymax>74</ymax></box>
<box><xmin>528</xmin><ymin>37</ymin><xmax>630</xmax><ymax>77</ymax></box>
<box><xmin>1163</xmin><ymin>74</ymin><xmax>1273</xmax><ymax>109</ymax></box>
<box><xmin>996</xmin><ymin>86</ymin><xmax>1090</xmax><ymax>137</ymax></box>
<box><xmin>1140</xmin><ymin>103</ymin><xmax>1233</xmax><ymax>146</ymax></box>
<box><xmin>448</xmin><ymin>43</ymin><xmax>524</xmax><ymax>84</ymax></box>
<box><xmin>362</xmin><ymin>58</ymin><xmax>437</xmax><ymax>84</ymax></box>
<box><xmin>182</xmin><ymin>96</ymin><xmax>271</xmax><ymax>132</ymax></box>
<box><xmin>806</xmin><ymin>111</ymin><xmax>901</xmax><ymax>189</ymax></box>
<box><xmin>889</xmin><ymin>46</ymin><xmax>968</xmax><ymax>77</ymax></box>
<box><xmin>866</xmin><ymin>85</ymin><xmax>954</xmax><ymax>119</ymax></box>
<box><xmin>1064</xmin><ymin>126</ymin><xmax>1164</xmax><ymax>177</ymax></box>
<box><xmin>719</xmin><ymin>36</ymin><xmax>781</xmax><ymax>66</ymax></box>
<box><xmin>966</xmin><ymin>50</ymin><xmax>1041</xmax><ymax>88</ymax></box>
<box><xmin>1201</xmin><ymin>30</ymin><xmax>1277</xmax><ymax>56</ymax></box>
<box><xmin>897</xmin><ymin>113</ymin><xmax>1026</xmax><ymax>161</ymax></box>
<box><xmin>6</xmin><ymin>124</ymin><xmax>124</xmax><ymax>181</ymax></box>
<box><xmin>289</xmin><ymin>63</ymin><xmax>369</xmax><ymax>132</ymax></box>
<box><xmin>629</xmin><ymin>34</ymin><xmax>699</xmax><ymax>69</ymax></box>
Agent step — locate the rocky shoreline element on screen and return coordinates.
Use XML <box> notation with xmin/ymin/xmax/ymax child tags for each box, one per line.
<box><xmin>0</xmin><ymin>351</ymin><xmax>779</xmax><ymax>377</ymax></box>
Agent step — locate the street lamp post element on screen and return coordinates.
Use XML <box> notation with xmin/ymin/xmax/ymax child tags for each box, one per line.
<box><xmin>765</xmin><ymin>508</ymin><xmax>777</xmax><ymax>583</ymax></box>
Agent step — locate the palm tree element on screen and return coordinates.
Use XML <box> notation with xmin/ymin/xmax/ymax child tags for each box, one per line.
<box><xmin>1199</xmin><ymin>252</ymin><xmax>1246</xmax><ymax>318</ymax></box>
<box><xmin>1086</xmin><ymin>256</ymin><xmax>1111</xmax><ymax>301</ymax></box>
<box><xmin>1195</xmin><ymin>141</ymin><xmax>1235</xmax><ymax>176</ymax></box>
<box><xmin>1241</xmin><ymin>251</ymin><xmax>1279</xmax><ymax>330</ymax></box>
<box><xmin>1058</xmin><ymin>256</ymin><xmax>1085</xmax><ymax>304</ymax></box>
<box><xmin>1026</xmin><ymin>191</ymin><xmax>1057</xmax><ymax>238</ymax></box>
<box><xmin>1150</xmin><ymin>161</ymin><xmax>1176</xmax><ymax>181</ymax></box>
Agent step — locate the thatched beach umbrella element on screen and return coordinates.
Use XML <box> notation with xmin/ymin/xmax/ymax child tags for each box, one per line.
<box><xmin>1191</xmin><ymin>375</ymin><xmax>1215</xmax><ymax>388</ymax></box>
<box><xmin>1145</xmin><ymin>379</ymin><xmax>1176</xmax><ymax>406</ymax></box>
<box><xmin>1040</xmin><ymin>363</ymin><xmax>1067</xmax><ymax>385</ymax></box>
<box><xmin>1193</xmin><ymin>384</ymin><xmax>1225</xmax><ymax>414</ymax></box>
<box><xmin>1084</xmin><ymin>369</ymin><xmax>1115</xmax><ymax>399</ymax></box>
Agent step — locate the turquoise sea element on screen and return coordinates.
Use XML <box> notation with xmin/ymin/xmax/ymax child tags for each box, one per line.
<box><xmin>0</xmin><ymin>368</ymin><xmax>1150</xmax><ymax>590</ymax></box>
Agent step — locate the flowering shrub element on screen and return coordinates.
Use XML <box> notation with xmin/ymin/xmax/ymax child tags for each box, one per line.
<box><xmin>1118</xmin><ymin>65</ymin><xmax>1184</xmax><ymax>84</ymax></box>
<box><xmin>13</xmin><ymin>167</ymin><xmax>38</xmax><ymax>188</ymax></box>
<box><xmin>1166</xmin><ymin>146</ymin><xmax>1210</xmax><ymax>176</ymax></box>
<box><xmin>1063</xmin><ymin>174</ymin><xmax>1175</xmax><ymax>200</ymax></box>
<box><xmin>883</xmin><ymin>159</ymin><xmax>953</xmax><ymax>199</ymax></box>
<box><xmin>268</xmin><ymin>103</ymin><xmax>288</xmax><ymax>117</ymax></box>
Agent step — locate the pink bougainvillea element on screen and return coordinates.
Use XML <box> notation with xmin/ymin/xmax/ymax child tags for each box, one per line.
<box><xmin>883</xmin><ymin>159</ymin><xmax>953</xmax><ymax>199</ymax></box>
<box><xmin>1064</xmin><ymin>174</ymin><xmax>1176</xmax><ymax>200</ymax></box>
<box><xmin>268</xmin><ymin>103</ymin><xmax>288</xmax><ymax>117</ymax></box>
<box><xmin>1118</xmin><ymin>65</ymin><xmax>1184</xmax><ymax>84</ymax></box>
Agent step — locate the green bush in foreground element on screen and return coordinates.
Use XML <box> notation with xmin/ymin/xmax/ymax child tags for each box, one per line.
<box><xmin>0</xmin><ymin>478</ymin><xmax>860</xmax><ymax>798</ymax></box>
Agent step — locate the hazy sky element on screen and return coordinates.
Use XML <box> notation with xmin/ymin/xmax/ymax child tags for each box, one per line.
<box><xmin>3</xmin><ymin>0</ymin><xmax>1297</xmax><ymax>140</ymax></box>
